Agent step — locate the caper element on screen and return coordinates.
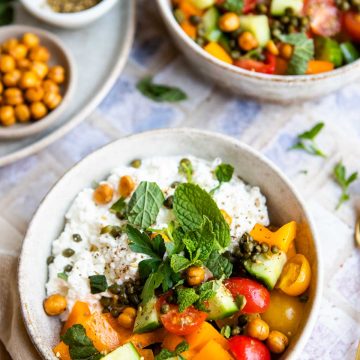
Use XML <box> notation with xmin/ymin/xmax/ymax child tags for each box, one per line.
<box><xmin>129</xmin><ymin>294</ymin><xmax>140</xmax><ymax>306</ymax></box>
<box><xmin>72</xmin><ymin>234</ymin><xmax>82</xmax><ymax>242</ymax></box>
<box><xmin>62</xmin><ymin>248</ymin><xmax>75</xmax><ymax>257</ymax></box>
<box><xmin>251</xmin><ymin>254</ymin><xmax>258</xmax><ymax>262</ymax></box>
<box><xmin>130</xmin><ymin>159</ymin><xmax>142</xmax><ymax>168</ymax></box>
<box><xmin>238</xmin><ymin>314</ymin><xmax>248</xmax><ymax>327</ymax></box>
<box><xmin>47</xmin><ymin>256</ymin><xmax>55</xmax><ymax>265</ymax></box>
<box><xmin>125</xmin><ymin>282</ymin><xmax>135</xmax><ymax>294</ymax></box>
<box><xmin>271</xmin><ymin>245</ymin><xmax>280</xmax><ymax>254</ymax></box>
<box><xmin>189</xmin><ymin>15</ymin><xmax>202</xmax><ymax>25</ymax></box>
<box><xmin>100</xmin><ymin>296</ymin><xmax>112</xmax><ymax>307</ymax></box>
<box><xmin>281</xmin><ymin>15</ymin><xmax>290</xmax><ymax>24</ymax></box>
<box><xmin>64</xmin><ymin>264</ymin><xmax>73</xmax><ymax>272</ymax></box>
<box><xmin>118</xmin><ymin>292</ymin><xmax>128</xmax><ymax>303</ymax></box>
<box><xmin>232</xmin><ymin>326</ymin><xmax>242</xmax><ymax>336</ymax></box>
<box><xmin>291</xmin><ymin>17</ymin><xmax>299</xmax><ymax>27</ymax></box>
<box><xmin>261</xmin><ymin>243</ymin><xmax>269</xmax><ymax>253</ymax></box>
<box><xmin>256</xmin><ymin>3</ymin><xmax>268</xmax><ymax>13</ymax></box>
<box><xmin>161</xmin><ymin>304</ymin><xmax>170</xmax><ymax>314</ymax></box>
<box><xmin>284</xmin><ymin>7</ymin><xmax>294</xmax><ymax>16</ymax></box>
<box><xmin>301</xmin><ymin>17</ymin><xmax>309</xmax><ymax>26</ymax></box>
<box><xmin>109</xmin><ymin>283</ymin><xmax>122</xmax><ymax>295</ymax></box>
<box><xmin>164</xmin><ymin>195</ymin><xmax>174</xmax><ymax>209</ymax></box>
<box><xmin>244</xmin><ymin>242</ymin><xmax>254</xmax><ymax>253</ymax></box>
<box><xmin>110</xmin><ymin>307</ymin><xmax>121</xmax><ymax>318</ymax></box>
<box><xmin>287</xmin><ymin>25</ymin><xmax>296</xmax><ymax>33</ymax></box>
<box><xmin>272</xmin><ymin>20</ymin><xmax>282</xmax><ymax>29</ymax></box>
<box><xmin>255</xmin><ymin>245</ymin><xmax>262</xmax><ymax>253</ymax></box>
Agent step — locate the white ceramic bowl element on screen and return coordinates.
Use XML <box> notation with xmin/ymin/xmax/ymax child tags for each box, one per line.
<box><xmin>156</xmin><ymin>0</ymin><xmax>360</xmax><ymax>103</ymax></box>
<box><xmin>20</xmin><ymin>0</ymin><xmax>117</xmax><ymax>29</ymax></box>
<box><xmin>18</xmin><ymin>129</ymin><xmax>322</xmax><ymax>359</ymax></box>
<box><xmin>0</xmin><ymin>25</ymin><xmax>76</xmax><ymax>140</ymax></box>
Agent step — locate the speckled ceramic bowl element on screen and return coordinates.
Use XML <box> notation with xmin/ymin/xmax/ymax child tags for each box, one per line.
<box><xmin>156</xmin><ymin>0</ymin><xmax>360</xmax><ymax>103</ymax></box>
<box><xmin>18</xmin><ymin>129</ymin><xmax>322</xmax><ymax>359</ymax></box>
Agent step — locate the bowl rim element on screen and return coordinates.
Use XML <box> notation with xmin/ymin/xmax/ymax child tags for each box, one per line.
<box><xmin>18</xmin><ymin>128</ymin><xmax>323</xmax><ymax>359</ymax></box>
<box><xmin>156</xmin><ymin>0</ymin><xmax>360</xmax><ymax>83</ymax></box>
<box><xmin>0</xmin><ymin>24</ymin><xmax>77</xmax><ymax>139</ymax></box>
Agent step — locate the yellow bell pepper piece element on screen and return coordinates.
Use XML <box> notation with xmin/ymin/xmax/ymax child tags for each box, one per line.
<box><xmin>203</xmin><ymin>42</ymin><xmax>233</xmax><ymax>65</ymax></box>
<box><xmin>250</xmin><ymin>221</ymin><xmax>296</xmax><ymax>253</ymax></box>
<box><xmin>192</xmin><ymin>340</ymin><xmax>234</xmax><ymax>360</ymax></box>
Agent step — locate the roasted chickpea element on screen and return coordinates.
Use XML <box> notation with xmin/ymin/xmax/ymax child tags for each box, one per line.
<box><xmin>247</xmin><ymin>318</ymin><xmax>270</xmax><ymax>341</ymax></box>
<box><xmin>31</xmin><ymin>61</ymin><xmax>49</xmax><ymax>79</ymax></box>
<box><xmin>43</xmin><ymin>91</ymin><xmax>62</xmax><ymax>110</ymax></box>
<box><xmin>117</xmin><ymin>311</ymin><xmax>135</xmax><ymax>329</ymax></box>
<box><xmin>20</xmin><ymin>71</ymin><xmax>39</xmax><ymax>89</ymax></box>
<box><xmin>2</xmin><ymin>38</ymin><xmax>18</xmax><ymax>53</ymax></box>
<box><xmin>186</xmin><ymin>266</ymin><xmax>205</xmax><ymax>286</ymax></box>
<box><xmin>15</xmin><ymin>104</ymin><xmax>31</xmax><ymax>123</ymax></box>
<box><xmin>266</xmin><ymin>40</ymin><xmax>279</xmax><ymax>56</ymax></box>
<box><xmin>42</xmin><ymin>79</ymin><xmax>59</xmax><ymax>93</ymax></box>
<box><xmin>43</xmin><ymin>294</ymin><xmax>67</xmax><ymax>316</ymax></box>
<box><xmin>17</xmin><ymin>58</ymin><xmax>31</xmax><ymax>71</ymax></box>
<box><xmin>47</xmin><ymin>65</ymin><xmax>65</xmax><ymax>84</ymax></box>
<box><xmin>29</xmin><ymin>46</ymin><xmax>50</xmax><ymax>62</ymax></box>
<box><xmin>25</xmin><ymin>87</ymin><xmax>44</xmax><ymax>103</ymax></box>
<box><xmin>279</xmin><ymin>43</ymin><xmax>293</xmax><ymax>60</ymax></box>
<box><xmin>30</xmin><ymin>101</ymin><xmax>48</xmax><ymax>120</ymax></box>
<box><xmin>93</xmin><ymin>183</ymin><xmax>114</xmax><ymax>205</ymax></box>
<box><xmin>118</xmin><ymin>175</ymin><xmax>135</xmax><ymax>198</ymax></box>
<box><xmin>219</xmin><ymin>12</ymin><xmax>240</xmax><ymax>32</ymax></box>
<box><xmin>3</xmin><ymin>69</ymin><xmax>21</xmax><ymax>87</ymax></box>
<box><xmin>22</xmin><ymin>32</ymin><xmax>40</xmax><ymax>48</ymax></box>
<box><xmin>266</xmin><ymin>330</ymin><xmax>289</xmax><ymax>354</ymax></box>
<box><xmin>238</xmin><ymin>31</ymin><xmax>259</xmax><ymax>51</ymax></box>
<box><xmin>4</xmin><ymin>87</ymin><xmax>23</xmax><ymax>105</ymax></box>
<box><xmin>0</xmin><ymin>55</ymin><xmax>16</xmax><ymax>73</ymax></box>
<box><xmin>0</xmin><ymin>105</ymin><xmax>15</xmax><ymax>126</ymax></box>
<box><xmin>220</xmin><ymin>209</ymin><xmax>232</xmax><ymax>225</ymax></box>
<box><xmin>9</xmin><ymin>44</ymin><xmax>28</xmax><ymax>60</ymax></box>
<box><xmin>123</xmin><ymin>307</ymin><xmax>137</xmax><ymax>318</ymax></box>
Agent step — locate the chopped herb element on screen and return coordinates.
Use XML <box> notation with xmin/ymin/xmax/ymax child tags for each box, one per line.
<box><xmin>205</xmin><ymin>250</ymin><xmax>233</xmax><ymax>279</ymax></box>
<box><xmin>110</xmin><ymin>197</ymin><xmax>127</xmax><ymax>217</ymax></box>
<box><xmin>155</xmin><ymin>341</ymin><xmax>189</xmax><ymax>360</ymax></box>
<box><xmin>333</xmin><ymin>161</ymin><xmax>358</xmax><ymax>209</ymax></box>
<box><xmin>290</xmin><ymin>122</ymin><xmax>326</xmax><ymax>157</ymax></box>
<box><xmin>210</xmin><ymin>163</ymin><xmax>234</xmax><ymax>195</ymax></box>
<box><xmin>221</xmin><ymin>0</ymin><xmax>244</xmax><ymax>13</ymax></box>
<box><xmin>221</xmin><ymin>325</ymin><xmax>232</xmax><ymax>339</ymax></box>
<box><xmin>137</xmin><ymin>77</ymin><xmax>187</xmax><ymax>103</ymax></box>
<box><xmin>178</xmin><ymin>158</ymin><xmax>193</xmax><ymax>183</ymax></box>
<box><xmin>89</xmin><ymin>275</ymin><xmax>108</xmax><ymax>294</ymax></box>
<box><xmin>57</xmin><ymin>272</ymin><xmax>68</xmax><ymax>281</ymax></box>
<box><xmin>176</xmin><ymin>287</ymin><xmax>200</xmax><ymax>312</ymax></box>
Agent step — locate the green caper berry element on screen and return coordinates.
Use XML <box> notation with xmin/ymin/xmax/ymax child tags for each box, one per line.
<box><xmin>261</xmin><ymin>243</ymin><xmax>269</xmax><ymax>253</ymax></box>
<box><xmin>244</xmin><ymin>242</ymin><xmax>254</xmax><ymax>253</ymax></box>
<box><xmin>129</xmin><ymin>294</ymin><xmax>140</xmax><ymax>306</ymax></box>
<box><xmin>281</xmin><ymin>15</ymin><xmax>290</xmax><ymax>24</ymax></box>
<box><xmin>189</xmin><ymin>15</ymin><xmax>202</xmax><ymax>25</ymax></box>
<box><xmin>118</xmin><ymin>293</ymin><xmax>128</xmax><ymax>303</ymax></box>
<box><xmin>47</xmin><ymin>256</ymin><xmax>55</xmax><ymax>265</ymax></box>
<box><xmin>271</xmin><ymin>245</ymin><xmax>280</xmax><ymax>254</ymax></box>
<box><xmin>130</xmin><ymin>159</ymin><xmax>142</xmax><ymax>168</ymax></box>
<box><xmin>180</xmin><ymin>158</ymin><xmax>191</xmax><ymax>168</ymax></box>
<box><xmin>64</xmin><ymin>264</ymin><xmax>73</xmax><ymax>272</ymax></box>
<box><xmin>100</xmin><ymin>296</ymin><xmax>112</xmax><ymax>307</ymax></box>
<box><xmin>109</xmin><ymin>283</ymin><xmax>122</xmax><ymax>295</ymax></box>
<box><xmin>231</xmin><ymin>50</ymin><xmax>241</xmax><ymax>60</ymax></box>
<box><xmin>110</xmin><ymin>308</ymin><xmax>121</xmax><ymax>318</ymax></box>
<box><xmin>238</xmin><ymin>314</ymin><xmax>248</xmax><ymax>327</ymax></box>
<box><xmin>231</xmin><ymin>326</ymin><xmax>242</xmax><ymax>336</ymax></box>
<box><xmin>285</xmin><ymin>7</ymin><xmax>294</xmax><ymax>16</ymax></box>
<box><xmin>160</xmin><ymin>304</ymin><xmax>170</xmax><ymax>314</ymax></box>
<box><xmin>164</xmin><ymin>195</ymin><xmax>174</xmax><ymax>209</ymax></box>
<box><xmin>62</xmin><ymin>248</ymin><xmax>75</xmax><ymax>257</ymax></box>
<box><xmin>72</xmin><ymin>234</ymin><xmax>82</xmax><ymax>242</ymax></box>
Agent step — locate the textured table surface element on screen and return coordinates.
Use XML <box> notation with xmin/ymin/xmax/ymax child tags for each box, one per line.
<box><xmin>1</xmin><ymin>1</ymin><xmax>360</xmax><ymax>359</ymax></box>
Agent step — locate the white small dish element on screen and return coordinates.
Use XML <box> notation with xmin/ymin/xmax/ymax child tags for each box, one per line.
<box><xmin>0</xmin><ymin>25</ymin><xmax>76</xmax><ymax>140</ymax></box>
<box><xmin>20</xmin><ymin>0</ymin><xmax>118</xmax><ymax>29</ymax></box>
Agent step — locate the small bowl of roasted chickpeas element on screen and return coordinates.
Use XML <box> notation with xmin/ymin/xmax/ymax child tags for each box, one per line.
<box><xmin>0</xmin><ymin>25</ymin><xmax>76</xmax><ymax>139</ymax></box>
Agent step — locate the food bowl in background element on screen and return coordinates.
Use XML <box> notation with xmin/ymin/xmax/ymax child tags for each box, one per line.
<box><xmin>156</xmin><ymin>0</ymin><xmax>360</xmax><ymax>103</ymax></box>
<box><xmin>18</xmin><ymin>128</ymin><xmax>322</xmax><ymax>359</ymax></box>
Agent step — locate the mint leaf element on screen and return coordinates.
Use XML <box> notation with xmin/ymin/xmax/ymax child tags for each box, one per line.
<box><xmin>176</xmin><ymin>287</ymin><xmax>200</xmax><ymax>312</ymax></box>
<box><xmin>171</xmin><ymin>254</ymin><xmax>192</xmax><ymax>272</ymax></box>
<box><xmin>334</xmin><ymin>161</ymin><xmax>358</xmax><ymax>209</ymax></box>
<box><xmin>173</xmin><ymin>183</ymin><xmax>230</xmax><ymax>250</ymax></box>
<box><xmin>61</xmin><ymin>324</ymin><xmax>102</xmax><ymax>360</ymax></box>
<box><xmin>222</xmin><ymin>0</ymin><xmax>244</xmax><ymax>13</ymax></box>
<box><xmin>137</xmin><ymin>77</ymin><xmax>187</xmax><ymax>103</ymax></box>
<box><xmin>205</xmin><ymin>251</ymin><xmax>233</xmax><ymax>279</ymax></box>
<box><xmin>89</xmin><ymin>275</ymin><xmax>107</xmax><ymax>294</ymax></box>
<box><xmin>279</xmin><ymin>33</ymin><xmax>314</xmax><ymax>75</ymax></box>
<box><xmin>155</xmin><ymin>341</ymin><xmax>189</xmax><ymax>360</ymax></box>
<box><xmin>127</xmin><ymin>181</ymin><xmax>165</xmax><ymax>229</ymax></box>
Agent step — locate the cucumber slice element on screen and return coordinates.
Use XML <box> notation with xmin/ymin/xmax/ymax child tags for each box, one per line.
<box><xmin>203</xmin><ymin>7</ymin><xmax>221</xmax><ymax>42</ymax></box>
<box><xmin>340</xmin><ymin>42</ymin><xmax>360</xmax><ymax>64</ymax></box>
<box><xmin>315</xmin><ymin>37</ymin><xmax>343</xmax><ymax>67</ymax></box>
<box><xmin>102</xmin><ymin>343</ymin><xmax>141</xmax><ymax>360</ymax></box>
<box><xmin>190</xmin><ymin>0</ymin><xmax>216</xmax><ymax>9</ymax></box>
<box><xmin>270</xmin><ymin>0</ymin><xmax>304</xmax><ymax>16</ymax></box>
<box><xmin>133</xmin><ymin>297</ymin><xmax>161</xmax><ymax>334</ymax></box>
<box><xmin>207</xmin><ymin>281</ymin><xmax>239</xmax><ymax>320</ymax></box>
<box><xmin>244</xmin><ymin>251</ymin><xmax>287</xmax><ymax>290</ymax></box>
<box><xmin>239</xmin><ymin>15</ymin><xmax>270</xmax><ymax>47</ymax></box>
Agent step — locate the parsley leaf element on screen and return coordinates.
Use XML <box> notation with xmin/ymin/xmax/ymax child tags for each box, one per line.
<box><xmin>221</xmin><ymin>0</ymin><xmax>244</xmax><ymax>13</ymax></box>
<box><xmin>137</xmin><ymin>77</ymin><xmax>187</xmax><ymax>103</ymax></box>
<box><xmin>210</xmin><ymin>163</ymin><xmax>234</xmax><ymax>194</ymax></box>
<box><xmin>176</xmin><ymin>287</ymin><xmax>200</xmax><ymax>312</ymax></box>
<box><xmin>127</xmin><ymin>181</ymin><xmax>165</xmax><ymax>229</ymax></box>
<box><xmin>89</xmin><ymin>275</ymin><xmax>108</xmax><ymax>294</ymax></box>
<box><xmin>138</xmin><ymin>258</ymin><xmax>162</xmax><ymax>280</ymax></box>
<box><xmin>109</xmin><ymin>197</ymin><xmax>126</xmax><ymax>217</ymax></box>
<box><xmin>205</xmin><ymin>251</ymin><xmax>233</xmax><ymax>279</ymax></box>
<box><xmin>173</xmin><ymin>183</ymin><xmax>230</xmax><ymax>250</ymax></box>
<box><xmin>278</xmin><ymin>33</ymin><xmax>314</xmax><ymax>75</ymax></box>
<box><xmin>333</xmin><ymin>161</ymin><xmax>358</xmax><ymax>209</ymax></box>
<box><xmin>141</xmin><ymin>271</ymin><xmax>164</xmax><ymax>303</ymax></box>
<box><xmin>290</xmin><ymin>122</ymin><xmax>326</xmax><ymax>157</ymax></box>
<box><xmin>61</xmin><ymin>324</ymin><xmax>102</xmax><ymax>360</ymax></box>
<box><xmin>155</xmin><ymin>341</ymin><xmax>189</xmax><ymax>360</ymax></box>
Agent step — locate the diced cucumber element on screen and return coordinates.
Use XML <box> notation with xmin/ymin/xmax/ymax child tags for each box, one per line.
<box><xmin>203</xmin><ymin>7</ymin><xmax>221</xmax><ymax>42</ymax></box>
<box><xmin>239</xmin><ymin>15</ymin><xmax>270</xmax><ymax>47</ymax></box>
<box><xmin>315</xmin><ymin>37</ymin><xmax>343</xmax><ymax>67</ymax></box>
<box><xmin>270</xmin><ymin>0</ymin><xmax>304</xmax><ymax>16</ymax></box>
<box><xmin>133</xmin><ymin>297</ymin><xmax>161</xmax><ymax>334</ymax></box>
<box><xmin>102</xmin><ymin>343</ymin><xmax>141</xmax><ymax>360</ymax></box>
<box><xmin>244</xmin><ymin>251</ymin><xmax>287</xmax><ymax>290</ymax></box>
<box><xmin>340</xmin><ymin>42</ymin><xmax>360</xmax><ymax>64</ymax></box>
<box><xmin>207</xmin><ymin>281</ymin><xmax>239</xmax><ymax>320</ymax></box>
<box><xmin>190</xmin><ymin>0</ymin><xmax>216</xmax><ymax>9</ymax></box>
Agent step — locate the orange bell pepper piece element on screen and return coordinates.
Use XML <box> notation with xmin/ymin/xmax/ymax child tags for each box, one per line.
<box><xmin>178</xmin><ymin>0</ymin><xmax>203</xmax><ymax>17</ymax></box>
<box><xmin>250</xmin><ymin>221</ymin><xmax>297</xmax><ymax>253</ymax></box>
<box><xmin>275</xmin><ymin>57</ymin><xmax>288</xmax><ymax>75</ymax></box>
<box><xmin>306</xmin><ymin>60</ymin><xmax>334</xmax><ymax>74</ymax></box>
<box><xmin>192</xmin><ymin>340</ymin><xmax>234</xmax><ymax>360</ymax></box>
<box><xmin>287</xmin><ymin>241</ymin><xmax>297</xmax><ymax>258</ymax></box>
<box><xmin>181</xmin><ymin>20</ymin><xmax>197</xmax><ymax>39</ymax></box>
<box><xmin>125</xmin><ymin>328</ymin><xmax>167</xmax><ymax>349</ymax></box>
<box><xmin>61</xmin><ymin>301</ymin><xmax>91</xmax><ymax>335</ymax></box>
<box><xmin>204</xmin><ymin>42</ymin><xmax>233</xmax><ymax>65</ymax></box>
<box><xmin>53</xmin><ymin>341</ymin><xmax>71</xmax><ymax>360</ymax></box>
<box><xmin>138</xmin><ymin>348</ymin><xmax>155</xmax><ymax>360</ymax></box>
<box><xmin>162</xmin><ymin>333</ymin><xmax>185</xmax><ymax>351</ymax></box>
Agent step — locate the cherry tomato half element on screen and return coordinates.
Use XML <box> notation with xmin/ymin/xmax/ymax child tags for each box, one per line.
<box><xmin>229</xmin><ymin>335</ymin><xmax>271</xmax><ymax>360</ymax></box>
<box><xmin>224</xmin><ymin>278</ymin><xmax>270</xmax><ymax>314</ymax></box>
<box><xmin>304</xmin><ymin>0</ymin><xmax>341</xmax><ymax>37</ymax></box>
<box><xmin>234</xmin><ymin>53</ymin><xmax>276</xmax><ymax>74</ymax></box>
<box><xmin>343</xmin><ymin>12</ymin><xmax>360</xmax><ymax>42</ymax></box>
<box><xmin>157</xmin><ymin>294</ymin><xmax>208</xmax><ymax>336</ymax></box>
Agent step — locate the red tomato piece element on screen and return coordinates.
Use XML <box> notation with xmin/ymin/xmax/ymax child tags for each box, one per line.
<box><xmin>229</xmin><ymin>336</ymin><xmax>271</xmax><ymax>360</ymax></box>
<box><xmin>304</xmin><ymin>0</ymin><xmax>341</xmax><ymax>37</ymax></box>
<box><xmin>343</xmin><ymin>12</ymin><xmax>360</xmax><ymax>42</ymax></box>
<box><xmin>224</xmin><ymin>278</ymin><xmax>270</xmax><ymax>314</ymax></box>
<box><xmin>157</xmin><ymin>294</ymin><xmax>208</xmax><ymax>336</ymax></box>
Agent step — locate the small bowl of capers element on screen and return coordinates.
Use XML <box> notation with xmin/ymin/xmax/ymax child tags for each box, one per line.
<box><xmin>0</xmin><ymin>25</ymin><xmax>76</xmax><ymax>140</ymax></box>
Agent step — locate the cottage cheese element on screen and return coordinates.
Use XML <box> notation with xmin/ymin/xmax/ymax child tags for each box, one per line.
<box><xmin>46</xmin><ymin>156</ymin><xmax>269</xmax><ymax>315</ymax></box>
